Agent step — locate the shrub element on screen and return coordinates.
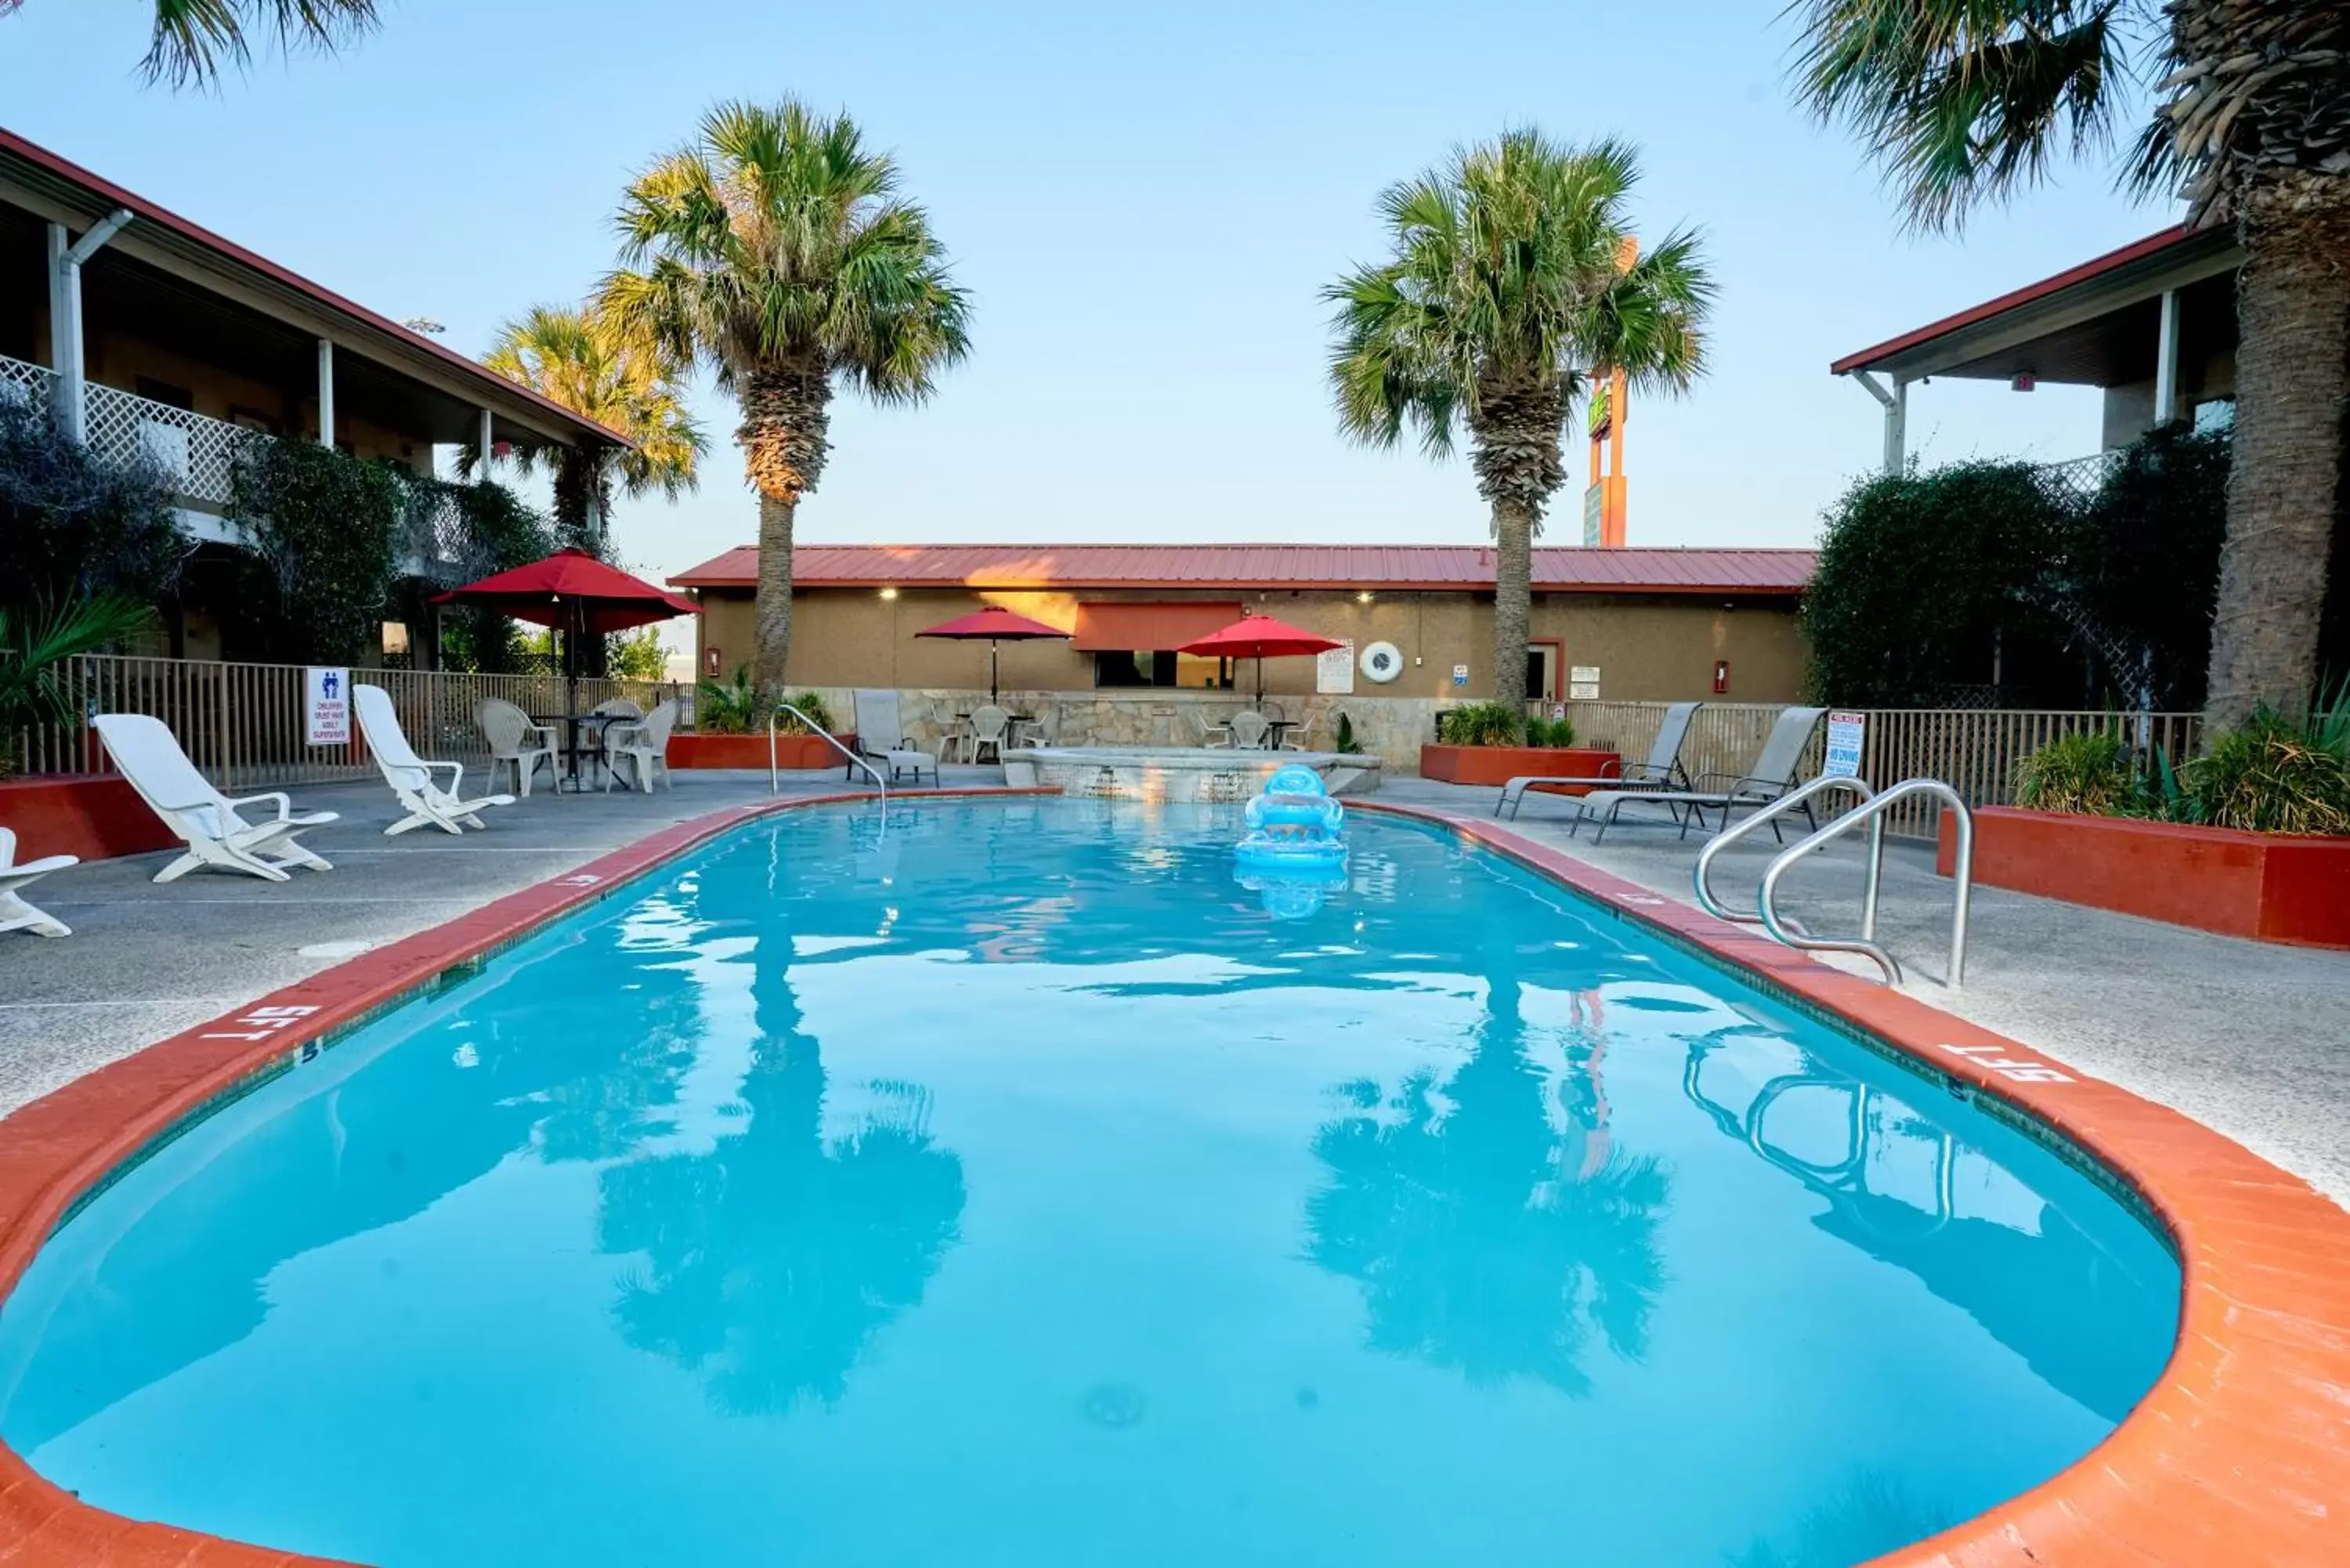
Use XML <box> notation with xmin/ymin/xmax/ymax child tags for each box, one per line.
<box><xmin>2014</xmin><ymin>730</ymin><xmax>2140</xmax><ymax>816</ymax></box>
<box><xmin>0</xmin><ymin>593</ymin><xmax>155</xmax><ymax>777</ymax></box>
<box><xmin>775</xmin><ymin>691</ymin><xmax>834</xmax><ymax>735</ymax></box>
<box><xmin>1437</xmin><ymin>700</ymin><xmax>1523</xmax><ymax>746</ymax></box>
<box><xmin>2062</xmin><ymin>425</ymin><xmax>2230</xmax><ymax>710</ymax></box>
<box><xmin>230</xmin><ymin>440</ymin><xmax>400</xmax><ymax>663</ymax></box>
<box><xmin>2180</xmin><ymin>703</ymin><xmax>2350</xmax><ymax>836</ymax></box>
<box><xmin>1803</xmin><ymin>460</ymin><xmax>2074</xmax><ymax>707</ymax></box>
<box><xmin>1524</xmin><ymin>714</ymin><xmax>1578</xmax><ymax>748</ymax></box>
<box><xmin>1333</xmin><ymin>712</ymin><xmax>1358</xmax><ymax>755</ymax></box>
<box><xmin>696</xmin><ymin>665</ymin><xmax>764</xmax><ymax>733</ymax></box>
<box><xmin>0</xmin><ymin>398</ymin><xmax>186</xmax><ymax>614</ymax></box>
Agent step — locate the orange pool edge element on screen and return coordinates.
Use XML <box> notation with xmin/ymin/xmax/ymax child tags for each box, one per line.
<box><xmin>0</xmin><ymin>792</ymin><xmax>2343</xmax><ymax>1566</ymax></box>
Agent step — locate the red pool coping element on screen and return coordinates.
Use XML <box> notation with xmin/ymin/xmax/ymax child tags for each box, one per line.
<box><xmin>0</xmin><ymin>790</ymin><xmax>2341</xmax><ymax>1564</ymax></box>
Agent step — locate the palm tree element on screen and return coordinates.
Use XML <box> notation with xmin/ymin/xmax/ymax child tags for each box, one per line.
<box><xmin>602</xmin><ymin>100</ymin><xmax>972</xmax><ymax>699</ymax></box>
<box><xmin>1788</xmin><ymin>2</ymin><xmax>2350</xmax><ymax>733</ymax></box>
<box><xmin>120</xmin><ymin>0</ymin><xmax>380</xmax><ymax>88</ymax></box>
<box><xmin>479</xmin><ymin>303</ymin><xmax>706</xmax><ymax>551</ymax></box>
<box><xmin>1326</xmin><ymin>132</ymin><xmax>1712</xmax><ymax>714</ymax></box>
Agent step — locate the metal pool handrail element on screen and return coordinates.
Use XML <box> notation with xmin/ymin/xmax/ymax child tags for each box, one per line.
<box><xmin>1757</xmin><ymin>779</ymin><xmax>1975</xmax><ymax>988</ymax></box>
<box><xmin>1692</xmin><ymin>775</ymin><xmax>1879</xmax><ymax>931</ymax></box>
<box><xmin>771</xmin><ymin>704</ymin><xmax>885</xmax><ymax>798</ymax></box>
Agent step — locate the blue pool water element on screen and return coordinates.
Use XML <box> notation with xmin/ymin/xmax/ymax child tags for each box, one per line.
<box><xmin>0</xmin><ymin>800</ymin><xmax>2178</xmax><ymax>1567</ymax></box>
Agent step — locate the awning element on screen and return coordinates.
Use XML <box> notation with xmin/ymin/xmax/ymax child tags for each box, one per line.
<box><xmin>1070</xmin><ymin>602</ymin><xmax>1242</xmax><ymax>652</ymax></box>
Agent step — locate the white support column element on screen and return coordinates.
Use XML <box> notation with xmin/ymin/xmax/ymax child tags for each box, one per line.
<box><xmin>2154</xmin><ymin>288</ymin><xmax>2180</xmax><ymax>427</ymax></box>
<box><xmin>48</xmin><ymin>209</ymin><xmax>132</xmax><ymax>445</ymax></box>
<box><xmin>478</xmin><ymin>408</ymin><xmax>495</xmax><ymax>478</ymax></box>
<box><xmin>1850</xmin><ymin>370</ymin><xmax>1908</xmax><ymax>475</ymax></box>
<box><xmin>316</xmin><ymin>338</ymin><xmax>335</xmax><ymax>446</ymax></box>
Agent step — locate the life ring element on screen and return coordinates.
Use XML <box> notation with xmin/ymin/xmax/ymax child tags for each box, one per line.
<box><xmin>1360</xmin><ymin>641</ymin><xmax>1404</xmax><ymax>684</ymax></box>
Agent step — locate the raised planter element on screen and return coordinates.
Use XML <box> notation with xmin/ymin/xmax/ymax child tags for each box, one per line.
<box><xmin>1940</xmin><ymin>805</ymin><xmax>2350</xmax><ymax>948</ymax></box>
<box><xmin>1419</xmin><ymin>744</ymin><xmax>1622</xmax><ymax>794</ymax></box>
<box><xmin>0</xmin><ymin>775</ymin><xmax>176</xmax><ymax>863</ymax></box>
<box><xmin>666</xmin><ymin>732</ymin><xmax>856</xmax><ymax>771</ymax></box>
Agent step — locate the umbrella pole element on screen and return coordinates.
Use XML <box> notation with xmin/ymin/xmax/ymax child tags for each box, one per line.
<box><xmin>991</xmin><ymin>639</ymin><xmax>1000</xmax><ymax>704</ymax></box>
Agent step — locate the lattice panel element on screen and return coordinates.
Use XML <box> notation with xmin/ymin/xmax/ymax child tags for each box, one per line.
<box><xmin>81</xmin><ymin>381</ymin><xmax>256</xmax><ymax>505</ymax></box>
<box><xmin>0</xmin><ymin>353</ymin><xmax>57</xmax><ymax>412</ymax></box>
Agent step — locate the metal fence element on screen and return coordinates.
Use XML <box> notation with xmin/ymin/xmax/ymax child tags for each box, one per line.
<box><xmin>1563</xmin><ymin>700</ymin><xmax>2197</xmax><ymax>840</ymax></box>
<box><xmin>13</xmin><ymin>656</ymin><xmax>682</xmax><ymax>788</ymax></box>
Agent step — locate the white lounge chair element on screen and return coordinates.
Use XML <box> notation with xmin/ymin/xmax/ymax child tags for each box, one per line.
<box><xmin>478</xmin><ymin>698</ymin><xmax>559</xmax><ymax>797</ymax></box>
<box><xmin>92</xmin><ymin>713</ymin><xmax>338</xmax><ymax>883</ymax></box>
<box><xmin>0</xmin><ymin>828</ymin><xmax>76</xmax><ymax>938</ymax></box>
<box><xmin>1498</xmin><ymin>700</ymin><xmax>1704</xmax><ymax>820</ymax></box>
<box><xmin>354</xmin><ymin>685</ymin><xmax>514</xmax><ymax>836</ymax></box>
<box><xmin>1572</xmin><ymin>706</ymin><xmax>1828</xmax><ymax>844</ymax></box>
<box><xmin>1213</xmin><ymin>710</ymin><xmax>1271</xmax><ymax>750</ymax></box>
<box><xmin>848</xmin><ymin>690</ymin><xmax>938</xmax><ymax>786</ymax></box>
<box><xmin>603</xmin><ymin>700</ymin><xmax>678</xmax><ymax>793</ymax></box>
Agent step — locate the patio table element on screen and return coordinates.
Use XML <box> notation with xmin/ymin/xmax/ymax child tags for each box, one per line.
<box><xmin>531</xmin><ymin>712</ymin><xmax>621</xmax><ymax>792</ymax></box>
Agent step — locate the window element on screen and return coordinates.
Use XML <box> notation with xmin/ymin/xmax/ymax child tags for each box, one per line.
<box><xmin>2193</xmin><ymin>398</ymin><xmax>2236</xmax><ymax>434</ymax></box>
<box><xmin>134</xmin><ymin>377</ymin><xmax>194</xmax><ymax>411</ymax></box>
<box><xmin>1093</xmin><ymin>652</ymin><xmax>1235</xmax><ymax>689</ymax></box>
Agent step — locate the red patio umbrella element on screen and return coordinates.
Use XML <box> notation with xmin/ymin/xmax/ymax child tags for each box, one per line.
<box><xmin>432</xmin><ymin>546</ymin><xmax>700</xmax><ymax>706</ymax></box>
<box><xmin>915</xmin><ymin>606</ymin><xmax>1069</xmax><ymax>703</ymax></box>
<box><xmin>1177</xmin><ymin>612</ymin><xmax>1343</xmax><ymax>703</ymax></box>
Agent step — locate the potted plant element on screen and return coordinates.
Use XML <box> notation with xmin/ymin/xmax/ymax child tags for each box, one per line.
<box><xmin>1944</xmin><ymin>704</ymin><xmax>2350</xmax><ymax>947</ymax></box>
<box><xmin>667</xmin><ymin>670</ymin><xmax>850</xmax><ymax>769</ymax></box>
<box><xmin>1419</xmin><ymin>701</ymin><xmax>1621</xmax><ymax>792</ymax></box>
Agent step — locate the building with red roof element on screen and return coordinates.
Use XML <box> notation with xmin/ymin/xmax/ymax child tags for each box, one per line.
<box><xmin>670</xmin><ymin>542</ymin><xmax>1816</xmax><ymax>706</ymax></box>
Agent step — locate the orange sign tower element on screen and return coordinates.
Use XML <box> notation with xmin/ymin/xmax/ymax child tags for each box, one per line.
<box><xmin>1582</xmin><ymin>237</ymin><xmax>1636</xmax><ymax>548</ymax></box>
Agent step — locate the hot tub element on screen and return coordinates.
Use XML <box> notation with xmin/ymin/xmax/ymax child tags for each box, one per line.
<box><xmin>1013</xmin><ymin>744</ymin><xmax>1381</xmax><ymax>802</ymax></box>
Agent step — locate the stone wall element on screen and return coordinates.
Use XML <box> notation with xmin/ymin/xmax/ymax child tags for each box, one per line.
<box><xmin>781</xmin><ymin>688</ymin><xmax>1448</xmax><ymax>772</ymax></box>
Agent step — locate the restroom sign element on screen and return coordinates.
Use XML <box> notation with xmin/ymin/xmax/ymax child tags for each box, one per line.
<box><xmin>306</xmin><ymin>667</ymin><xmax>350</xmax><ymax>746</ymax></box>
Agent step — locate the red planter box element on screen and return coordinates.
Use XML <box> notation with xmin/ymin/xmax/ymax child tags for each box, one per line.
<box><xmin>666</xmin><ymin>732</ymin><xmax>857</xmax><ymax>770</ymax></box>
<box><xmin>0</xmin><ymin>775</ymin><xmax>176</xmax><ymax>863</ymax></box>
<box><xmin>1940</xmin><ymin>805</ymin><xmax>2350</xmax><ymax>948</ymax></box>
<box><xmin>1419</xmin><ymin>744</ymin><xmax>1622</xmax><ymax>794</ymax></box>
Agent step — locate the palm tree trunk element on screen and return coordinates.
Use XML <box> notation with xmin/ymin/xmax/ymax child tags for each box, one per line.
<box><xmin>1491</xmin><ymin>497</ymin><xmax>1535</xmax><ymax>714</ymax></box>
<box><xmin>753</xmin><ymin>486</ymin><xmax>797</xmax><ymax>699</ymax></box>
<box><xmin>739</xmin><ymin>363</ymin><xmax>833</xmax><ymax>701</ymax></box>
<box><xmin>2202</xmin><ymin>213</ymin><xmax>2350</xmax><ymax>734</ymax></box>
<box><xmin>551</xmin><ymin>455</ymin><xmax>595</xmax><ymax>552</ymax></box>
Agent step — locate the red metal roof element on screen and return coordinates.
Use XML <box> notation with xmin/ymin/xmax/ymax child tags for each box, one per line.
<box><xmin>669</xmin><ymin>544</ymin><xmax>1815</xmax><ymax>594</ymax></box>
<box><xmin>0</xmin><ymin>127</ymin><xmax>627</xmax><ymax>448</ymax></box>
<box><xmin>1829</xmin><ymin>226</ymin><xmax>2222</xmax><ymax>375</ymax></box>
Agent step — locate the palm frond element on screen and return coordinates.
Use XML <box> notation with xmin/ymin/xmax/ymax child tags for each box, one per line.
<box><xmin>141</xmin><ymin>0</ymin><xmax>379</xmax><ymax>89</ymax></box>
<box><xmin>1786</xmin><ymin>0</ymin><xmax>2135</xmax><ymax>231</ymax></box>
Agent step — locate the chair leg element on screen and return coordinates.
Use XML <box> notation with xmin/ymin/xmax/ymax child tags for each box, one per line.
<box><xmin>0</xmin><ymin>889</ymin><xmax>69</xmax><ymax>938</ymax></box>
<box><xmin>153</xmin><ymin>851</ymin><xmax>204</xmax><ymax>884</ymax></box>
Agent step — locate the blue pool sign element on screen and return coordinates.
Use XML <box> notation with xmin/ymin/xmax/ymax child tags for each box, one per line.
<box><xmin>1824</xmin><ymin>710</ymin><xmax>1865</xmax><ymax>778</ymax></box>
<box><xmin>306</xmin><ymin>667</ymin><xmax>350</xmax><ymax>747</ymax></box>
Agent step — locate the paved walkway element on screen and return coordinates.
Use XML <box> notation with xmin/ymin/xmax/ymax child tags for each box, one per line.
<box><xmin>1379</xmin><ymin>777</ymin><xmax>2350</xmax><ymax>1204</ymax></box>
<box><xmin>6</xmin><ymin>769</ymin><xmax>2347</xmax><ymax>1205</ymax></box>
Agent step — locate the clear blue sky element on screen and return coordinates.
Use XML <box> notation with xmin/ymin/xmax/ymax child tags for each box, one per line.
<box><xmin>2</xmin><ymin>0</ymin><xmax>2171</xmax><ymax>586</ymax></box>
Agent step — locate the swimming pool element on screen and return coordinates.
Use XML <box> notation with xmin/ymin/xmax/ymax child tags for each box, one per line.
<box><xmin>0</xmin><ymin>799</ymin><xmax>2179</xmax><ymax>1566</ymax></box>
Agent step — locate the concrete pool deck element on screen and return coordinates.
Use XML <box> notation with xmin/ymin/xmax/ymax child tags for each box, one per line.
<box><xmin>0</xmin><ymin>775</ymin><xmax>2345</xmax><ymax>1566</ymax></box>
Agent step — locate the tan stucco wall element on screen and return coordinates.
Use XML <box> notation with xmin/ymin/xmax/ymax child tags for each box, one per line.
<box><xmin>689</xmin><ymin>585</ymin><xmax>1806</xmax><ymax>704</ymax></box>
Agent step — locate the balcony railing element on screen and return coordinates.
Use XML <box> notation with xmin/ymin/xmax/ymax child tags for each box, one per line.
<box><xmin>2</xmin><ymin>351</ymin><xmax>258</xmax><ymax>510</ymax></box>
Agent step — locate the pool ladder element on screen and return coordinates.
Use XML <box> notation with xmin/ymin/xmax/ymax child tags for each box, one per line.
<box><xmin>770</xmin><ymin>703</ymin><xmax>887</xmax><ymax>798</ymax></box>
<box><xmin>1693</xmin><ymin>775</ymin><xmax>1974</xmax><ymax>988</ymax></box>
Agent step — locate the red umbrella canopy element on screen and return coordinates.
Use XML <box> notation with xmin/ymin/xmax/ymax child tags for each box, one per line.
<box><xmin>914</xmin><ymin>607</ymin><xmax>1069</xmax><ymax>641</ymax></box>
<box><xmin>431</xmin><ymin>547</ymin><xmax>701</xmax><ymax>634</ymax></box>
<box><xmin>1177</xmin><ymin>612</ymin><xmax>1343</xmax><ymax>659</ymax></box>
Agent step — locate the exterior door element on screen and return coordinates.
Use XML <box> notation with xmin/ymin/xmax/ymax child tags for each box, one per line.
<box><xmin>1525</xmin><ymin>640</ymin><xmax>1563</xmax><ymax>703</ymax></box>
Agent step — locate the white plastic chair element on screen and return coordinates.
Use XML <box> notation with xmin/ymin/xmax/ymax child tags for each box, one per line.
<box><xmin>355</xmin><ymin>685</ymin><xmax>514</xmax><ymax>835</ymax></box>
<box><xmin>1227</xmin><ymin>710</ymin><xmax>1271</xmax><ymax>750</ymax></box>
<box><xmin>603</xmin><ymin>700</ymin><xmax>678</xmax><ymax>793</ymax></box>
<box><xmin>478</xmin><ymin>698</ymin><xmax>559</xmax><ymax>797</ymax></box>
<box><xmin>966</xmin><ymin>704</ymin><xmax>1011</xmax><ymax>764</ymax></box>
<box><xmin>92</xmin><ymin>713</ymin><xmax>338</xmax><ymax>883</ymax></box>
<box><xmin>0</xmin><ymin>828</ymin><xmax>77</xmax><ymax>938</ymax></box>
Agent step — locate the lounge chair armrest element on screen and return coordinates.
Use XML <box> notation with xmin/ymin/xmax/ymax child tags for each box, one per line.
<box><xmin>1719</xmin><ymin>774</ymin><xmax>1788</xmax><ymax>800</ymax></box>
<box><xmin>1617</xmin><ymin>763</ymin><xmax>1670</xmax><ymax>784</ymax></box>
<box><xmin>223</xmin><ymin>790</ymin><xmax>295</xmax><ymax>820</ymax></box>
